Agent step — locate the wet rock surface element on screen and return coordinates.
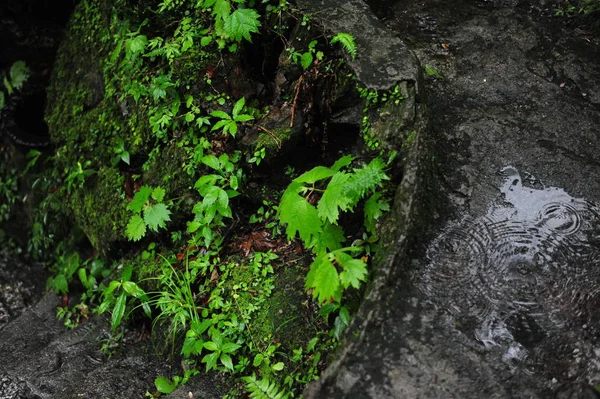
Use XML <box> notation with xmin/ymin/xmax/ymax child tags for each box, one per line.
<box><xmin>307</xmin><ymin>0</ymin><xmax>600</xmax><ymax>398</ymax></box>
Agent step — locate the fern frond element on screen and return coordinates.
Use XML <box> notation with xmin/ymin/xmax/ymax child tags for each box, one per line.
<box><xmin>242</xmin><ymin>374</ymin><xmax>290</xmax><ymax>399</ymax></box>
<box><xmin>330</xmin><ymin>32</ymin><xmax>357</xmax><ymax>60</ymax></box>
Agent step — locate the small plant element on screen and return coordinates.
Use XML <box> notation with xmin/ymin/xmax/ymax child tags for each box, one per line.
<box><xmin>64</xmin><ymin>160</ymin><xmax>96</xmax><ymax>193</ymax></box>
<box><xmin>424</xmin><ymin>64</ymin><xmax>443</xmax><ymax>79</ymax></box>
<box><xmin>112</xmin><ymin>139</ymin><xmax>131</xmax><ymax>166</ymax></box>
<box><xmin>0</xmin><ymin>61</ymin><xmax>30</xmax><ymax>113</ymax></box>
<box><xmin>277</xmin><ymin>155</ymin><xmax>390</xmax><ymax>333</ymax></box>
<box><xmin>330</xmin><ymin>32</ymin><xmax>357</xmax><ymax>60</ymax></box>
<box><xmin>126</xmin><ymin>185</ymin><xmax>172</xmax><ymax>241</ymax></box>
<box><xmin>210</xmin><ymin>97</ymin><xmax>254</xmax><ymax>137</ymax></box>
<box><xmin>242</xmin><ymin>374</ymin><xmax>290</xmax><ymax>399</ymax></box>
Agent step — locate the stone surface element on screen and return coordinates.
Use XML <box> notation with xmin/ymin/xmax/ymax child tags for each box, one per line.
<box><xmin>305</xmin><ymin>0</ymin><xmax>600</xmax><ymax>398</ymax></box>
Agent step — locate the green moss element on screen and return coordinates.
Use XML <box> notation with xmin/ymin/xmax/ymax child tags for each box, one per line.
<box><xmin>70</xmin><ymin>167</ymin><xmax>128</xmax><ymax>253</ymax></box>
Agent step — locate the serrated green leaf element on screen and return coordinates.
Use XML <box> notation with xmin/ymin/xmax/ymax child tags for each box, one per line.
<box><xmin>111</xmin><ymin>291</ymin><xmax>127</xmax><ymax>331</ymax></box>
<box><xmin>224</xmin><ymin>8</ymin><xmax>261</xmax><ymax>42</ymax></box>
<box><xmin>212</xmin><ymin>0</ymin><xmax>231</xmax><ymax>19</ymax></box>
<box><xmin>346</xmin><ymin>158</ymin><xmax>389</xmax><ymax>201</ymax></box>
<box><xmin>279</xmin><ymin>186</ymin><xmax>322</xmax><ymax>243</ymax></box>
<box><xmin>155</xmin><ymin>376</ymin><xmax>177</xmax><ymax>394</ymax></box>
<box><xmin>317</xmin><ymin>172</ymin><xmax>352</xmax><ymax>224</ymax></box>
<box><xmin>126</xmin><ymin>35</ymin><xmax>148</xmax><ymax>59</ymax></box>
<box><xmin>126</xmin><ymin>214</ymin><xmax>146</xmax><ymax>241</ymax></box>
<box><xmin>294</xmin><ymin>166</ymin><xmax>335</xmax><ymax>184</ymax></box>
<box><xmin>301</xmin><ymin>52</ymin><xmax>313</xmax><ymax>70</ymax></box>
<box><xmin>151</xmin><ymin>186</ymin><xmax>166</xmax><ymax>202</ymax></box>
<box><xmin>144</xmin><ymin>203</ymin><xmax>171</xmax><ymax>232</ymax></box>
<box><xmin>364</xmin><ymin>192</ymin><xmax>390</xmax><ymax>234</ymax></box>
<box><xmin>128</xmin><ymin>186</ymin><xmax>153</xmax><ymax>213</ymax></box>
<box><xmin>309</xmin><ymin>254</ymin><xmax>341</xmax><ymax>304</ymax></box>
<box><xmin>338</xmin><ymin>256</ymin><xmax>367</xmax><ymax>289</ymax></box>
<box><xmin>331</xmin><ymin>155</ymin><xmax>354</xmax><ymax>171</ymax></box>
<box><xmin>310</xmin><ymin>222</ymin><xmax>345</xmax><ymax>254</ymax></box>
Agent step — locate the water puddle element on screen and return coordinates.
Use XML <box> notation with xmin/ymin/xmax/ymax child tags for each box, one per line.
<box><xmin>421</xmin><ymin>166</ymin><xmax>600</xmax><ymax>381</ymax></box>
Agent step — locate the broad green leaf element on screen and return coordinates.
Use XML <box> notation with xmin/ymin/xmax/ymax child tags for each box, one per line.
<box><xmin>194</xmin><ymin>174</ymin><xmax>221</xmax><ymax>191</ymax></box>
<box><xmin>128</xmin><ymin>186</ymin><xmax>153</xmax><ymax>212</ymax></box>
<box><xmin>317</xmin><ymin>172</ymin><xmax>352</xmax><ymax>224</ymax></box>
<box><xmin>221</xmin><ymin>342</ymin><xmax>241</xmax><ymax>354</ymax></box>
<box><xmin>224</xmin><ymin>8</ymin><xmax>261</xmax><ymax>42</ymax></box>
<box><xmin>202</xmin><ymin>351</ymin><xmax>220</xmax><ymax>371</ymax></box>
<box><xmin>212</xmin><ymin>0</ymin><xmax>231</xmax><ymax>19</ymax></box>
<box><xmin>201</xmin><ymin>155</ymin><xmax>220</xmax><ymax>170</ymax></box>
<box><xmin>338</xmin><ymin>257</ymin><xmax>367</xmax><ymax>289</ymax></box>
<box><xmin>9</xmin><ymin>61</ymin><xmax>29</xmax><ymax>90</ymax></box>
<box><xmin>78</xmin><ymin>268</ymin><xmax>88</xmax><ymax>288</ymax></box>
<box><xmin>272</xmin><ymin>362</ymin><xmax>285</xmax><ymax>371</ymax></box>
<box><xmin>154</xmin><ymin>376</ymin><xmax>177</xmax><ymax>394</ymax></box>
<box><xmin>144</xmin><ymin>203</ymin><xmax>171</xmax><ymax>232</ymax></box>
<box><xmin>234</xmin><ymin>114</ymin><xmax>254</xmax><ymax>122</ymax></box>
<box><xmin>301</xmin><ymin>52</ymin><xmax>313</xmax><ymax>70</ymax></box>
<box><xmin>294</xmin><ymin>166</ymin><xmax>335</xmax><ymax>184</ymax></box>
<box><xmin>126</xmin><ymin>214</ymin><xmax>146</xmax><ymax>241</ymax></box>
<box><xmin>331</xmin><ymin>155</ymin><xmax>354</xmax><ymax>171</ymax></box>
<box><xmin>220</xmin><ymin>353</ymin><xmax>234</xmax><ymax>370</ymax></box>
<box><xmin>217</xmin><ymin>188</ymin><xmax>231</xmax><ymax>217</ymax></box>
<box><xmin>253</xmin><ymin>353</ymin><xmax>264</xmax><ymax>367</ymax></box>
<box><xmin>308</xmin><ymin>254</ymin><xmax>341</xmax><ymax>303</ymax></box>
<box><xmin>204</xmin><ymin>341</ymin><xmax>219</xmax><ymax>352</ymax></box>
<box><xmin>151</xmin><ymin>186</ymin><xmax>166</xmax><ymax>202</ymax></box>
<box><xmin>364</xmin><ymin>192</ymin><xmax>390</xmax><ymax>234</ymax></box>
<box><xmin>232</xmin><ymin>97</ymin><xmax>245</xmax><ymax>117</ymax></box>
<box><xmin>53</xmin><ymin>274</ymin><xmax>68</xmax><ymax>295</ymax></box>
<box><xmin>279</xmin><ymin>187</ymin><xmax>322</xmax><ymax>243</ymax></box>
<box><xmin>210</xmin><ymin>110</ymin><xmax>231</xmax><ymax>120</ymax></box>
<box><xmin>125</xmin><ymin>35</ymin><xmax>148</xmax><ymax>59</ymax></box>
<box><xmin>111</xmin><ymin>291</ymin><xmax>127</xmax><ymax>331</ymax></box>
<box><xmin>187</xmin><ymin>220</ymin><xmax>202</xmax><ymax>233</ymax></box>
<box><xmin>310</xmin><ymin>222</ymin><xmax>345</xmax><ymax>254</ymax></box>
<box><xmin>122</xmin><ymin>281</ymin><xmax>147</xmax><ymax>299</ymax></box>
<box><xmin>201</xmin><ymin>36</ymin><xmax>212</xmax><ymax>46</ymax></box>
<box><xmin>121</xmin><ymin>151</ymin><xmax>130</xmax><ymax>165</ymax></box>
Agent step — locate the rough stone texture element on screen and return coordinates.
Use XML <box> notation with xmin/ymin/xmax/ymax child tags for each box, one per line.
<box><xmin>306</xmin><ymin>0</ymin><xmax>600</xmax><ymax>398</ymax></box>
<box><xmin>295</xmin><ymin>0</ymin><xmax>421</xmax><ymax>93</ymax></box>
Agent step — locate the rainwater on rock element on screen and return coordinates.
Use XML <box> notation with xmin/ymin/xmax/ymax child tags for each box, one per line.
<box><xmin>421</xmin><ymin>166</ymin><xmax>600</xmax><ymax>385</ymax></box>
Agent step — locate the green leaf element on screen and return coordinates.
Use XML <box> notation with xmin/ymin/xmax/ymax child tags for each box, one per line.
<box><xmin>294</xmin><ymin>166</ymin><xmax>335</xmax><ymax>184</ymax></box>
<box><xmin>212</xmin><ymin>0</ymin><xmax>231</xmax><ymax>20</ymax></box>
<box><xmin>111</xmin><ymin>291</ymin><xmax>127</xmax><ymax>331</ymax></box>
<box><xmin>202</xmin><ymin>351</ymin><xmax>220</xmax><ymax>371</ymax></box>
<box><xmin>201</xmin><ymin>155</ymin><xmax>221</xmax><ymax>170</ymax></box>
<box><xmin>121</xmin><ymin>151</ymin><xmax>130</xmax><ymax>165</ymax></box>
<box><xmin>201</xmin><ymin>36</ymin><xmax>212</xmax><ymax>46</ymax></box>
<box><xmin>272</xmin><ymin>362</ymin><xmax>284</xmax><ymax>371</ymax></box>
<box><xmin>317</xmin><ymin>172</ymin><xmax>352</xmax><ymax>224</ymax></box>
<box><xmin>279</xmin><ymin>184</ymin><xmax>322</xmax><ymax>243</ymax></box>
<box><xmin>126</xmin><ymin>214</ymin><xmax>146</xmax><ymax>241</ymax></box>
<box><xmin>125</xmin><ymin>35</ymin><xmax>148</xmax><ymax>59</ymax></box>
<box><xmin>346</xmin><ymin>158</ymin><xmax>389</xmax><ymax>201</ymax></box>
<box><xmin>311</xmin><ymin>222</ymin><xmax>345</xmax><ymax>253</ymax></box>
<box><xmin>9</xmin><ymin>61</ymin><xmax>29</xmax><ymax>90</ymax></box>
<box><xmin>338</xmin><ymin>256</ymin><xmax>367</xmax><ymax>289</ymax></box>
<box><xmin>122</xmin><ymin>281</ymin><xmax>148</xmax><ymax>299</ymax></box>
<box><xmin>53</xmin><ymin>274</ymin><xmax>68</xmax><ymax>295</ymax></box>
<box><xmin>0</xmin><ymin>91</ymin><xmax>4</xmax><ymax>111</ymax></box>
<box><xmin>331</xmin><ymin>155</ymin><xmax>354</xmax><ymax>171</ymax></box>
<box><xmin>364</xmin><ymin>192</ymin><xmax>390</xmax><ymax>234</ymax></box>
<box><xmin>330</xmin><ymin>32</ymin><xmax>357</xmax><ymax>60</ymax></box>
<box><xmin>307</xmin><ymin>254</ymin><xmax>341</xmax><ymax>304</ymax></box>
<box><xmin>128</xmin><ymin>186</ymin><xmax>153</xmax><ymax>213</ymax></box>
<box><xmin>220</xmin><ymin>353</ymin><xmax>234</xmax><ymax>370</ymax></box>
<box><xmin>155</xmin><ymin>376</ymin><xmax>177</xmax><ymax>394</ymax></box>
<box><xmin>224</xmin><ymin>8</ymin><xmax>261</xmax><ymax>42</ymax></box>
<box><xmin>234</xmin><ymin>114</ymin><xmax>254</xmax><ymax>122</ymax></box>
<box><xmin>151</xmin><ymin>186</ymin><xmax>166</xmax><ymax>202</ymax></box>
<box><xmin>204</xmin><ymin>341</ymin><xmax>219</xmax><ymax>352</ymax></box>
<box><xmin>144</xmin><ymin>203</ymin><xmax>172</xmax><ymax>232</ymax></box>
<box><xmin>210</xmin><ymin>110</ymin><xmax>231</xmax><ymax>120</ymax></box>
<box><xmin>221</xmin><ymin>342</ymin><xmax>241</xmax><ymax>354</ymax></box>
<box><xmin>232</xmin><ymin>97</ymin><xmax>245</xmax><ymax>117</ymax></box>
<box><xmin>301</xmin><ymin>52</ymin><xmax>313</xmax><ymax>70</ymax></box>
<box><xmin>253</xmin><ymin>353</ymin><xmax>264</xmax><ymax>367</ymax></box>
